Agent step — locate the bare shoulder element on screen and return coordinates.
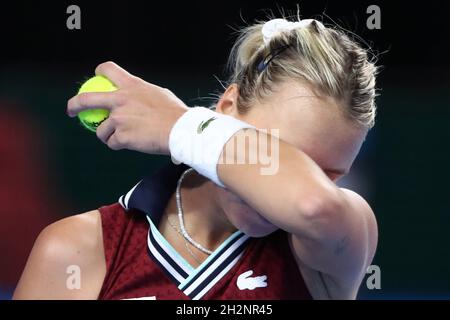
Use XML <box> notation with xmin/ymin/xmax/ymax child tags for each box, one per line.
<box><xmin>13</xmin><ymin>210</ymin><xmax>106</xmax><ymax>300</ymax></box>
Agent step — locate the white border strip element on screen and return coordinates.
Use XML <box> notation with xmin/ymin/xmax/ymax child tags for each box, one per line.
<box><xmin>183</xmin><ymin>235</ymin><xmax>249</xmax><ymax>296</ymax></box>
<box><xmin>192</xmin><ymin>253</ymin><xmax>243</xmax><ymax>300</ymax></box>
<box><xmin>148</xmin><ymin>217</ymin><xmax>193</xmax><ymax>275</ymax></box>
<box><xmin>147</xmin><ymin>232</ymin><xmax>185</xmax><ymax>284</ymax></box>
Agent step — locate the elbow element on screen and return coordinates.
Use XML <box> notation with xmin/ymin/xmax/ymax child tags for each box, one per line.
<box><xmin>295</xmin><ymin>187</ymin><xmax>345</xmax><ymax>235</ymax></box>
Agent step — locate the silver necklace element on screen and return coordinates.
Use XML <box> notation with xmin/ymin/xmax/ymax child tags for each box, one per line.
<box><xmin>176</xmin><ymin>168</ymin><xmax>213</xmax><ymax>255</ymax></box>
<box><xmin>167</xmin><ymin>215</ymin><xmax>202</xmax><ymax>265</ymax></box>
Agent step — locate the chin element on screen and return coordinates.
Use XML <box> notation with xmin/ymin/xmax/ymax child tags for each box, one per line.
<box><xmin>226</xmin><ymin>202</ymin><xmax>279</xmax><ymax>238</ymax></box>
<box><xmin>219</xmin><ymin>189</ymin><xmax>279</xmax><ymax>237</ymax></box>
<box><xmin>239</xmin><ymin>225</ymin><xmax>278</xmax><ymax>238</ymax></box>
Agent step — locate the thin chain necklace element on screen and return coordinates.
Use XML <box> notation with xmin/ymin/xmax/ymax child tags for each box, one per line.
<box><xmin>175</xmin><ymin>168</ymin><xmax>213</xmax><ymax>255</ymax></box>
<box><xmin>167</xmin><ymin>215</ymin><xmax>203</xmax><ymax>265</ymax></box>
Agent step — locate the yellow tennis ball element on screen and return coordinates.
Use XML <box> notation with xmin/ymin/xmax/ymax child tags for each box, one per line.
<box><xmin>77</xmin><ymin>75</ymin><xmax>117</xmax><ymax>132</ymax></box>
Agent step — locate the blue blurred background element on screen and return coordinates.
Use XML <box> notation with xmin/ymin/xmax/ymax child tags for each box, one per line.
<box><xmin>0</xmin><ymin>0</ymin><xmax>449</xmax><ymax>299</ymax></box>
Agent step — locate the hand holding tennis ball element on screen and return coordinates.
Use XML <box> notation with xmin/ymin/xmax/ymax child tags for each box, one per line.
<box><xmin>67</xmin><ymin>62</ymin><xmax>188</xmax><ymax>154</ymax></box>
<box><xmin>77</xmin><ymin>75</ymin><xmax>117</xmax><ymax>132</ymax></box>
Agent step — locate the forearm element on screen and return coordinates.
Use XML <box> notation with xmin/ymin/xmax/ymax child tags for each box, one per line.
<box><xmin>168</xmin><ymin>107</ymin><xmax>346</xmax><ymax>238</ymax></box>
<box><xmin>217</xmin><ymin>128</ymin><xmax>344</xmax><ymax>237</ymax></box>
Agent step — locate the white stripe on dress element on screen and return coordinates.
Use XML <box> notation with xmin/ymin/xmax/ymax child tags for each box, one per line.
<box><xmin>148</xmin><ymin>217</ymin><xmax>193</xmax><ymax>275</ymax></box>
<box><xmin>147</xmin><ymin>232</ymin><xmax>186</xmax><ymax>284</ymax></box>
<box><xmin>192</xmin><ymin>253</ymin><xmax>243</xmax><ymax>300</ymax></box>
<box><xmin>122</xmin><ymin>180</ymin><xmax>142</xmax><ymax>209</ymax></box>
<box><xmin>183</xmin><ymin>234</ymin><xmax>249</xmax><ymax>296</ymax></box>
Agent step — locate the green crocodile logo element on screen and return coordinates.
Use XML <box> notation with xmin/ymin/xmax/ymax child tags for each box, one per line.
<box><xmin>197</xmin><ymin>117</ymin><xmax>217</xmax><ymax>134</ymax></box>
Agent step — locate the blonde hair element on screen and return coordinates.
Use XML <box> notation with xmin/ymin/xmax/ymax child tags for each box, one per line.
<box><xmin>226</xmin><ymin>16</ymin><xmax>378</xmax><ymax>129</ymax></box>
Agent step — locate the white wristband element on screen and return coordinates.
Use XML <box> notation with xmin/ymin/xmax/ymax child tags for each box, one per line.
<box><xmin>169</xmin><ymin>107</ymin><xmax>255</xmax><ymax>187</ymax></box>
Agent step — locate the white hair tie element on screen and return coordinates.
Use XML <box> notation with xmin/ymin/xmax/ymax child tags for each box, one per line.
<box><xmin>261</xmin><ymin>18</ymin><xmax>324</xmax><ymax>44</ymax></box>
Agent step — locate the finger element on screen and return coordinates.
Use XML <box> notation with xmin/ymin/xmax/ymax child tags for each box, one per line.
<box><xmin>96</xmin><ymin>118</ymin><xmax>116</xmax><ymax>144</ymax></box>
<box><xmin>67</xmin><ymin>91</ymin><xmax>118</xmax><ymax>117</ymax></box>
<box><xmin>106</xmin><ymin>132</ymin><xmax>125</xmax><ymax>151</ymax></box>
<box><xmin>95</xmin><ymin>61</ymin><xmax>136</xmax><ymax>88</ymax></box>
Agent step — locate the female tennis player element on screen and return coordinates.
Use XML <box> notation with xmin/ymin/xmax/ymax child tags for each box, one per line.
<box><xmin>14</xmin><ymin>16</ymin><xmax>378</xmax><ymax>300</ymax></box>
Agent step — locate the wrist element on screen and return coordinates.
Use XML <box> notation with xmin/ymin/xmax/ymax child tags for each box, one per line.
<box><xmin>168</xmin><ymin>107</ymin><xmax>255</xmax><ymax>186</ymax></box>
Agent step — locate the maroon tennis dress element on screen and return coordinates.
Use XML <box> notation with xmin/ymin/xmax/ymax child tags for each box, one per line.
<box><xmin>97</xmin><ymin>164</ymin><xmax>312</xmax><ymax>300</ymax></box>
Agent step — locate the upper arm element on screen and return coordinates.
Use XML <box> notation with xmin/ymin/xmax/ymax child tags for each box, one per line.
<box><xmin>290</xmin><ymin>188</ymin><xmax>378</xmax><ymax>296</ymax></box>
<box><xmin>13</xmin><ymin>210</ymin><xmax>106</xmax><ymax>300</ymax></box>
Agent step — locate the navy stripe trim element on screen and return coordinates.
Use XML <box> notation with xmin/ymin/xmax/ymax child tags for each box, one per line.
<box><xmin>180</xmin><ymin>232</ymin><xmax>245</xmax><ymax>290</ymax></box>
<box><xmin>187</xmin><ymin>239</ymin><xmax>248</xmax><ymax>299</ymax></box>
<box><xmin>146</xmin><ymin>246</ymin><xmax>181</xmax><ymax>286</ymax></box>
<box><xmin>148</xmin><ymin>228</ymin><xmax>189</xmax><ymax>279</ymax></box>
